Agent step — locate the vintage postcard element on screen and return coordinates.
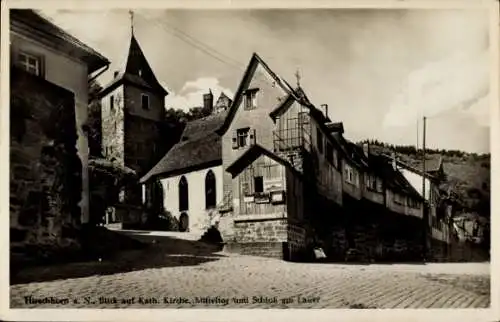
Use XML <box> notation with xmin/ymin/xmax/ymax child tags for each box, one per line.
<box><xmin>1</xmin><ymin>0</ymin><xmax>498</xmax><ymax>321</ymax></box>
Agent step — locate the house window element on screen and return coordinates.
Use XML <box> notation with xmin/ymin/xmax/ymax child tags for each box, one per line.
<box><xmin>344</xmin><ymin>164</ymin><xmax>358</xmax><ymax>186</ymax></box>
<box><xmin>317</xmin><ymin>128</ymin><xmax>323</xmax><ymax>154</ymax></box>
<box><xmin>141</xmin><ymin>94</ymin><xmax>150</xmax><ymax>110</ymax></box>
<box><xmin>254</xmin><ymin>176</ymin><xmax>264</xmax><ymax>193</ymax></box>
<box><xmin>234</xmin><ymin>128</ymin><xmax>250</xmax><ymax>148</ymax></box>
<box><xmin>244</xmin><ymin>88</ymin><xmax>258</xmax><ymax>110</ymax></box>
<box><xmin>333</xmin><ymin>149</ymin><xmax>338</xmax><ymax>168</ymax></box>
<box><xmin>366</xmin><ymin>174</ymin><xmax>377</xmax><ymax>191</ymax></box>
<box><xmin>179</xmin><ymin>176</ymin><xmax>189</xmax><ymax>211</ymax></box>
<box><xmin>110</xmin><ymin>95</ymin><xmax>115</xmax><ymax>111</ymax></box>
<box><xmin>18</xmin><ymin>51</ymin><xmax>42</xmax><ymax>76</ymax></box>
<box><xmin>205</xmin><ymin>170</ymin><xmax>216</xmax><ymax>209</ymax></box>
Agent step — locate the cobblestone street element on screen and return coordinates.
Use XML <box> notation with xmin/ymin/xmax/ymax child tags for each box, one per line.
<box><xmin>10</xmin><ymin>231</ymin><xmax>490</xmax><ymax>309</ymax></box>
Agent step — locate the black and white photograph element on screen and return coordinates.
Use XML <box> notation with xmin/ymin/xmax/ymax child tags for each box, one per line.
<box><xmin>2</xmin><ymin>0</ymin><xmax>498</xmax><ymax>321</ymax></box>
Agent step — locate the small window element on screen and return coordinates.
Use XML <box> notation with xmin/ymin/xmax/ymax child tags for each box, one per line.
<box><xmin>316</xmin><ymin>128</ymin><xmax>323</xmax><ymax>154</ymax></box>
<box><xmin>18</xmin><ymin>51</ymin><xmax>42</xmax><ymax>76</ymax></box>
<box><xmin>138</xmin><ymin>69</ymin><xmax>142</xmax><ymax>77</ymax></box>
<box><xmin>244</xmin><ymin>88</ymin><xmax>258</xmax><ymax>110</ymax></box>
<box><xmin>254</xmin><ymin>176</ymin><xmax>264</xmax><ymax>193</ymax></box>
<box><xmin>141</xmin><ymin>94</ymin><xmax>150</xmax><ymax>110</ymax></box>
<box><xmin>110</xmin><ymin>95</ymin><xmax>114</xmax><ymax>111</ymax></box>
<box><xmin>236</xmin><ymin>128</ymin><xmax>250</xmax><ymax>148</ymax></box>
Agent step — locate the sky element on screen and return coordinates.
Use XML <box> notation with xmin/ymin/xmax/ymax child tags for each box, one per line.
<box><xmin>39</xmin><ymin>8</ymin><xmax>492</xmax><ymax>154</ymax></box>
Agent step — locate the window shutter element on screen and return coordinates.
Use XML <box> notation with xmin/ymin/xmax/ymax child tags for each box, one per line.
<box><xmin>249</xmin><ymin>129</ymin><xmax>256</xmax><ymax>145</ymax></box>
<box><xmin>232</xmin><ymin>132</ymin><xmax>238</xmax><ymax>149</ymax></box>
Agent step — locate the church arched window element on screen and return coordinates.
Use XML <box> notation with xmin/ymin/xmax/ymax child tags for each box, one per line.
<box><xmin>179</xmin><ymin>176</ymin><xmax>188</xmax><ymax>211</ymax></box>
<box><xmin>205</xmin><ymin>170</ymin><xmax>216</xmax><ymax>209</ymax></box>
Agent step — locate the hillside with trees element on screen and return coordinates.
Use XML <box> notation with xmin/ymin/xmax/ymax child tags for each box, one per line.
<box><xmin>358</xmin><ymin>139</ymin><xmax>491</xmax><ymax>220</ymax></box>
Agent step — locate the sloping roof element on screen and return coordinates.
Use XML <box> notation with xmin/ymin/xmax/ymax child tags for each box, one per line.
<box><xmin>410</xmin><ymin>156</ymin><xmax>443</xmax><ymax>173</ymax></box>
<box><xmin>226</xmin><ymin>144</ymin><xmax>301</xmax><ymax>178</ymax></box>
<box><xmin>11</xmin><ymin>10</ymin><xmax>109</xmax><ymax>73</ymax></box>
<box><xmin>217</xmin><ymin>53</ymin><xmax>300</xmax><ymax>135</ymax></box>
<box><xmin>215</xmin><ymin>92</ymin><xmax>233</xmax><ymax>109</ymax></box>
<box><xmin>368</xmin><ymin>153</ymin><xmax>423</xmax><ymax>200</ymax></box>
<box><xmin>99</xmin><ymin>34</ymin><xmax>168</xmax><ymax>98</ymax></box>
<box><xmin>181</xmin><ymin>111</ymin><xmax>228</xmax><ymax>141</ymax></box>
<box><xmin>139</xmin><ymin>112</ymin><xmax>227</xmax><ymax>183</ymax></box>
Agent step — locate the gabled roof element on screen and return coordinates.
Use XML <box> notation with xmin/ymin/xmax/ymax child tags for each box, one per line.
<box><xmin>367</xmin><ymin>153</ymin><xmax>423</xmax><ymax>200</ymax></box>
<box><xmin>139</xmin><ymin>111</ymin><xmax>227</xmax><ymax>183</ymax></box>
<box><xmin>215</xmin><ymin>92</ymin><xmax>233</xmax><ymax>109</ymax></box>
<box><xmin>216</xmin><ymin>53</ymin><xmax>298</xmax><ymax>136</ymax></box>
<box><xmin>11</xmin><ymin>10</ymin><xmax>109</xmax><ymax>74</ymax></box>
<box><xmin>386</xmin><ymin>154</ymin><xmax>443</xmax><ymax>182</ymax></box>
<box><xmin>181</xmin><ymin>111</ymin><xmax>228</xmax><ymax>141</ymax></box>
<box><xmin>226</xmin><ymin>144</ymin><xmax>301</xmax><ymax>178</ymax></box>
<box><xmin>99</xmin><ymin>34</ymin><xmax>168</xmax><ymax>98</ymax></box>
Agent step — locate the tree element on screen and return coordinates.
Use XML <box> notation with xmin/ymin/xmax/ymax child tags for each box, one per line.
<box><xmin>86</xmin><ymin>80</ymin><xmax>104</xmax><ymax>158</ymax></box>
<box><xmin>88</xmin><ymin>158</ymin><xmax>137</xmax><ymax>226</ymax></box>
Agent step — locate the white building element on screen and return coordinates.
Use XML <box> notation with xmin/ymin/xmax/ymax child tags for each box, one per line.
<box><xmin>140</xmin><ymin>91</ymin><xmax>231</xmax><ymax>237</ymax></box>
<box><xmin>10</xmin><ymin>9</ymin><xmax>110</xmax><ymax>224</ymax></box>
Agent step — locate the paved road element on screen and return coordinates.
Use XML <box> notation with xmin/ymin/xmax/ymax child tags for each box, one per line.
<box><xmin>10</xmin><ymin>231</ymin><xmax>490</xmax><ymax>309</ymax></box>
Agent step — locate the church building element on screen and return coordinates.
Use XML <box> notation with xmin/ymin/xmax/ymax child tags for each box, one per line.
<box><xmin>140</xmin><ymin>90</ymin><xmax>232</xmax><ymax>237</ymax></box>
<box><xmin>98</xmin><ymin>25</ymin><xmax>168</xmax><ymax>211</ymax></box>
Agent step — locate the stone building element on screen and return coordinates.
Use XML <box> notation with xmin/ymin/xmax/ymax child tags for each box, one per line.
<box><xmin>10</xmin><ymin>10</ymin><xmax>109</xmax><ymax>248</ymax></box>
<box><xmin>139</xmin><ymin>90</ymin><xmax>231</xmax><ymax>237</ymax></box>
<box><xmin>98</xmin><ymin>30</ymin><xmax>168</xmax><ymax>224</ymax></box>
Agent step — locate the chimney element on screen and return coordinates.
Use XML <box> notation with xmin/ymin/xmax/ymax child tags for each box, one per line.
<box><xmin>203</xmin><ymin>89</ymin><xmax>214</xmax><ymax>113</ymax></box>
<box><xmin>391</xmin><ymin>152</ymin><xmax>397</xmax><ymax>170</ymax></box>
<box><xmin>114</xmin><ymin>71</ymin><xmax>119</xmax><ymax>78</ymax></box>
<box><xmin>320</xmin><ymin>104</ymin><xmax>329</xmax><ymax>118</ymax></box>
<box><xmin>362</xmin><ymin>142</ymin><xmax>370</xmax><ymax>158</ymax></box>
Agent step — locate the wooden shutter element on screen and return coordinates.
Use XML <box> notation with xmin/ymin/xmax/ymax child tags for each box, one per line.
<box><xmin>249</xmin><ymin>129</ymin><xmax>256</xmax><ymax>145</ymax></box>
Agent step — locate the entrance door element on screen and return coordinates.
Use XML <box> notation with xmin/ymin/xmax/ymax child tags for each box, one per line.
<box><xmin>179</xmin><ymin>212</ymin><xmax>189</xmax><ymax>232</ymax></box>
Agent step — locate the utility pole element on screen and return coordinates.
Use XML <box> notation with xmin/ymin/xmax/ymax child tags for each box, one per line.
<box><xmin>422</xmin><ymin>116</ymin><xmax>428</xmax><ymax>260</ymax></box>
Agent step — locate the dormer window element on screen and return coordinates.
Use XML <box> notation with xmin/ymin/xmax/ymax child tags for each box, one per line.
<box><xmin>141</xmin><ymin>94</ymin><xmax>150</xmax><ymax>110</ymax></box>
<box><xmin>244</xmin><ymin>88</ymin><xmax>258</xmax><ymax>110</ymax></box>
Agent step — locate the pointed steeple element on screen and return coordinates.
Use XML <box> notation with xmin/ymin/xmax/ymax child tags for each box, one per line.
<box><xmin>122</xmin><ymin>16</ymin><xmax>168</xmax><ymax>97</ymax></box>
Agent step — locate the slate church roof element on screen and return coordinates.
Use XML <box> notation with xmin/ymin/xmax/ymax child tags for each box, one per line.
<box><xmin>140</xmin><ymin>111</ymin><xmax>227</xmax><ymax>183</ymax></box>
<box><xmin>99</xmin><ymin>34</ymin><xmax>168</xmax><ymax>98</ymax></box>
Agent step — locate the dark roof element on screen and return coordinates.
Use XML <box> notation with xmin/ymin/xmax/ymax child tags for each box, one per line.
<box><xmin>11</xmin><ymin>10</ymin><xmax>109</xmax><ymax>73</ymax></box>
<box><xmin>99</xmin><ymin>34</ymin><xmax>167</xmax><ymax>98</ymax></box>
<box><xmin>384</xmin><ymin>154</ymin><xmax>443</xmax><ymax>182</ymax></box>
<box><xmin>226</xmin><ymin>144</ymin><xmax>301</xmax><ymax>178</ymax></box>
<box><xmin>181</xmin><ymin>111</ymin><xmax>228</xmax><ymax>141</ymax></box>
<box><xmin>368</xmin><ymin>153</ymin><xmax>423</xmax><ymax>200</ymax></box>
<box><xmin>411</xmin><ymin>156</ymin><xmax>443</xmax><ymax>173</ymax></box>
<box><xmin>139</xmin><ymin>112</ymin><xmax>227</xmax><ymax>183</ymax></box>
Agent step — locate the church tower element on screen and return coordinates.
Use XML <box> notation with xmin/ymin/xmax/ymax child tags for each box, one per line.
<box><xmin>99</xmin><ymin>13</ymin><xmax>168</xmax><ymax>205</ymax></box>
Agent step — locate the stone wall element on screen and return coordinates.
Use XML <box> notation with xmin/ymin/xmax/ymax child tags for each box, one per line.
<box><xmin>233</xmin><ymin>218</ymin><xmax>287</xmax><ymax>242</ymax></box>
<box><xmin>286</xmin><ymin>222</ymin><xmax>308</xmax><ymax>261</ymax></box>
<box><xmin>10</xmin><ymin>68</ymin><xmax>82</xmax><ymax>251</ymax></box>
<box><xmin>224</xmin><ymin>218</ymin><xmax>288</xmax><ymax>259</ymax></box>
